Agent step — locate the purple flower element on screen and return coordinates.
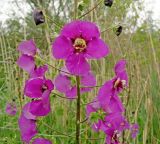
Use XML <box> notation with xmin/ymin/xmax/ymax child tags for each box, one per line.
<box><xmin>130</xmin><ymin>123</ymin><xmax>139</xmax><ymax>138</ymax></box>
<box><xmin>30</xmin><ymin>65</ymin><xmax>48</xmax><ymax>78</ymax></box>
<box><xmin>104</xmin><ymin>113</ymin><xmax>129</xmax><ymax>144</ymax></box>
<box><xmin>19</xmin><ymin>104</ymin><xmax>38</xmax><ymax>143</ymax></box>
<box><xmin>32</xmin><ymin>138</ymin><xmax>52</xmax><ymax>144</ymax></box>
<box><xmin>23</xmin><ymin>102</ymin><xmax>36</xmax><ymax>120</ymax></box>
<box><xmin>17</xmin><ymin>40</ymin><xmax>38</xmax><ymax>73</ymax></box>
<box><xmin>17</xmin><ymin>54</ymin><xmax>35</xmax><ymax>73</ymax></box>
<box><xmin>113</xmin><ymin>59</ymin><xmax>128</xmax><ymax>93</ymax></box>
<box><xmin>5</xmin><ymin>102</ymin><xmax>17</xmax><ymax>116</ymax></box>
<box><xmin>24</xmin><ymin>77</ymin><xmax>54</xmax><ymax>98</ymax></box>
<box><xmin>19</xmin><ymin>114</ymin><xmax>38</xmax><ymax>143</ymax></box>
<box><xmin>52</xmin><ymin>20</ymin><xmax>109</xmax><ymax>75</ymax></box>
<box><xmin>54</xmin><ymin>67</ymin><xmax>96</xmax><ymax>99</ymax></box>
<box><xmin>104</xmin><ymin>113</ymin><xmax>130</xmax><ymax>132</ymax></box>
<box><xmin>86</xmin><ymin>98</ymin><xmax>100</xmax><ymax>117</ymax></box>
<box><xmin>86</xmin><ymin>95</ymin><xmax>124</xmax><ymax>133</ymax></box>
<box><xmin>87</xmin><ymin>94</ymin><xmax>124</xmax><ymax>119</ymax></box>
<box><xmin>97</xmin><ymin>60</ymin><xmax>128</xmax><ymax>108</ymax></box>
<box><xmin>18</xmin><ymin>39</ymin><xmax>37</xmax><ymax>56</ymax></box>
<box><xmin>30</xmin><ymin>90</ymin><xmax>51</xmax><ymax>116</ymax></box>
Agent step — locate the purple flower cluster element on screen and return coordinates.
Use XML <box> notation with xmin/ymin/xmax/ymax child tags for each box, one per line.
<box><xmin>16</xmin><ymin>20</ymin><xmax>139</xmax><ymax>144</ymax></box>
<box><xmin>86</xmin><ymin>60</ymin><xmax>139</xmax><ymax>143</ymax></box>
<box><xmin>52</xmin><ymin>20</ymin><xmax>107</xmax><ymax>99</ymax></box>
<box><xmin>17</xmin><ymin>40</ymin><xmax>53</xmax><ymax>143</ymax></box>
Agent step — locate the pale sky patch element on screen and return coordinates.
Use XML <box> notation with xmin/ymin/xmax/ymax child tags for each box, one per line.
<box><xmin>0</xmin><ymin>0</ymin><xmax>160</xmax><ymax>27</ymax></box>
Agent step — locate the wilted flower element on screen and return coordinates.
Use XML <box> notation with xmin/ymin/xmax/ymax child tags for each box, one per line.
<box><xmin>54</xmin><ymin>67</ymin><xmax>96</xmax><ymax>99</ymax></box>
<box><xmin>5</xmin><ymin>101</ymin><xmax>17</xmax><ymax>116</ymax></box>
<box><xmin>33</xmin><ymin>9</ymin><xmax>45</xmax><ymax>25</ymax></box>
<box><xmin>115</xmin><ymin>25</ymin><xmax>123</xmax><ymax>36</ymax></box>
<box><xmin>52</xmin><ymin>20</ymin><xmax>109</xmax><ymax>75</ymax></box>
<box><xmin>32</xmin><ymin>138</ymin><xmax>52</xmax><ymax>144</ymax></box>
<box><xmin>104</xmin><ymin>0</ymin><xmax>113</xmax><ymax>7</ymax></box>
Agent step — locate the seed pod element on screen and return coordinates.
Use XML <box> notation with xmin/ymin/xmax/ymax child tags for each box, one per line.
<box><xmin>33</xmin><ymin>9</ymin><xmax>45</xmax><ymax>25</ymax></box>
<box><xmin>104</xmin><ymin>0</ymin><xmax>113</xmax><ymax>7</ymax></box>
<box><xmin>116</xmin><ymin>25</ymin><xmax>123</xmax><ymax>36</ymax></box>
<box><xmin>12</xmin><ymin>98</ymin><xmax>16</xmax><ymax>102</ymax></box>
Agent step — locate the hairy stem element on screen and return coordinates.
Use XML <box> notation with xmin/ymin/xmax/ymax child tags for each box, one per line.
<box><xmin>76</xmin><ymin>76</ymin><xmax>81</xmax><ymax>144</ymax></box>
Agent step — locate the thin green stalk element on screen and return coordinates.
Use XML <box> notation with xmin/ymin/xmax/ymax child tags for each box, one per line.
<box><xmin>76</xmin><ymin>76</ymin><xmax>81</xmax><ymax>144</ymax></box>
<box><xmin>74</xmin><ymin>0</ymin><xmax>78</xmax><ymax>19</ymax></box>
<box><xmin>78</xmin><ymin>0</ymin><xmax>103</xmax><ymax>19</ymax></box>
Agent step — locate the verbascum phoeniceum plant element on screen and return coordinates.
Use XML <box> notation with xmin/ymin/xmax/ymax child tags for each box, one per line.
<box><xmin>16</xmin><ymin>1</ymin><xmax>139</xmax><ymax>144</ymax></box>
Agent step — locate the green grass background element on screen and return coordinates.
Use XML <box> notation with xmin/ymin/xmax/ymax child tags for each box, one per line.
<box><xmin>0</xmin><ymin>0</ymin><xmax>160</xmax><ymax>143</ymax></box>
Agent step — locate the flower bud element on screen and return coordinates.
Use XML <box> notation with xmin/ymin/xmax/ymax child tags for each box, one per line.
<box><xmin>33</xmin><ymin>9</ymin><xmax>45</xmax><ymax>25</ymax></box>
<box><xmin>116</xmin><ymin>25</ymin><xmax>123</xmax><ymax>36</ymax></box>
<box><xmin>104</xmin><ymin>0</ymin><xmax>113</xmax><ymax>7</ymax></box>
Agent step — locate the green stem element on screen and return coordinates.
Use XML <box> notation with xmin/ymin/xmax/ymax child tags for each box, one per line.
<box><xmin>76</xmin><ymin>76</ymin><xmax>81</xmax><ymax>144</ymax></box>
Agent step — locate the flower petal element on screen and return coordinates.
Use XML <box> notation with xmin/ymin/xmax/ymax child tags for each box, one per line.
<box><xmin>61</xmin><ymin>20</ymin><xmax>81</xmax><ymax>38</ymax></box>
<box><xmin>80</xmin><ymin>21</ymin><xmax>100</xmax><ymax>40</ymax></box>
<box><xmin>131</xmin><ymin>124</ymin><xmax>139</xmax><ymax>138</ymax></box>
<box><xmin>86</xmin><ymin>99</ymin><xmax>100</xmax><ymax>117</ymax></box>
<box><xmin>23</xmin><ymin>102</ymin><xmax>36</xmax><ymax>120</ymax></box>
<box><xmin>108</xmin><ymin>95</ymin><xmax>125</xmax><ymax>113</ymax></box>
<box><xmin>45</xmin><ymin>79</ymin><xmax>54</xmax><ymax>91</ymax></box>
<box><xmin>30</xmin><ymin>65</ymin><xmax>48</xmax><ymax>78</ymax></box>
<box><xmin>17</xmin><ymin>54</ymin><xmax>35</xmax><ymax>73</ymax></box>
<box><xmin>30</xmin><ymin>90</ymin><xmax>51</xmax><ymax>116</ymax></box>
<box><xmin>61</xmin><ymin>20</ymin><xmax>100</xmax><ymax>40</ymax></box>
<box><xmin>24</xmin><ymin>78</ymin><xmax>44</xmax><ymax>98</ymax></box>
<box><xmin>18</xmin><ymin>113</ymin><xmax>38</xmax><ymax>143</ymax></box>
<box><xmin>80</xmin><ymin>72</ymin><xmax>96</xmax><ymax>93</ymax></box>
<box><xmin>86</xmin><ymin>38</ymin><xmax>109</xmax><ymax>59</ymax></box>
<box><xmin>66</xmin><ymin>54</ymin><xmax>90</xmax><ymax>75</ymax></box>
<box><xmin>54</xmin><ymin>74</ymin><xmax>71</xmax><ymax>93</ymax></box>
<box><xmin>52</xmin><ymin>35</ymin><xmax>73</xmax><ymax>59</ymax></box>
<box><xmin>32</xmin><ymin>138</ymin><xmax>52</xmax><ymax>144</ymax></box>
<box><xmin>114</xmin><ymin>59</ymin><xmax>126</xmax><ymax>75</ymax></box>
<box><xmin>65</xmin><ymin>86</ymin><xmax>77</xmax><ymax>99</ymax></box>
<box><xmin>18</xmin><ymin>39</ymin><xmax>37</xmax><ymax>56</ymax></box>
<box><xmin>97</xmin><ymin>80</ymin><xmax>113</xmax><ymax>108</ymax></box>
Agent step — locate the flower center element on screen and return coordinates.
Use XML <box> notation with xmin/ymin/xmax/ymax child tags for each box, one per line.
<box><xmin>111</xmin><ymin>131</ymin><xmax>119</xmax><ymax>143</ymax></box>
<box><xmin>114</xmin><ymin>78</ymin><xmax>126</xmax><ymax>89</ymax></box>
<box><xmin>42</xmin><ymin>85</ymin><xmax>48</xmax><ymax>92</ymax></box>
<box><xmin>73</xmin><ymin>38</ymin><xmax>86</xmax><ymax>53</ymax></box>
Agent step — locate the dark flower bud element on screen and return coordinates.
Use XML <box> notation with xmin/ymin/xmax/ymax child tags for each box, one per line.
<box><xmin>116</xmin><ymin>25</ymin><xmax>123</xmax><ymax>36</ymax></box>
<box><xmin>12</xmin><ymin>98</ymin><xmax>16</xmax><ymax>102</ymax></box>
<box><xmin>33</xmin><ymin>9</ymin><xmax>45</xmax><ymax>25</ymax></box>
<box><xmin>104</xmin><ymin>0</ymin><xmax>113</xmax><ymax>7</ymax></box>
